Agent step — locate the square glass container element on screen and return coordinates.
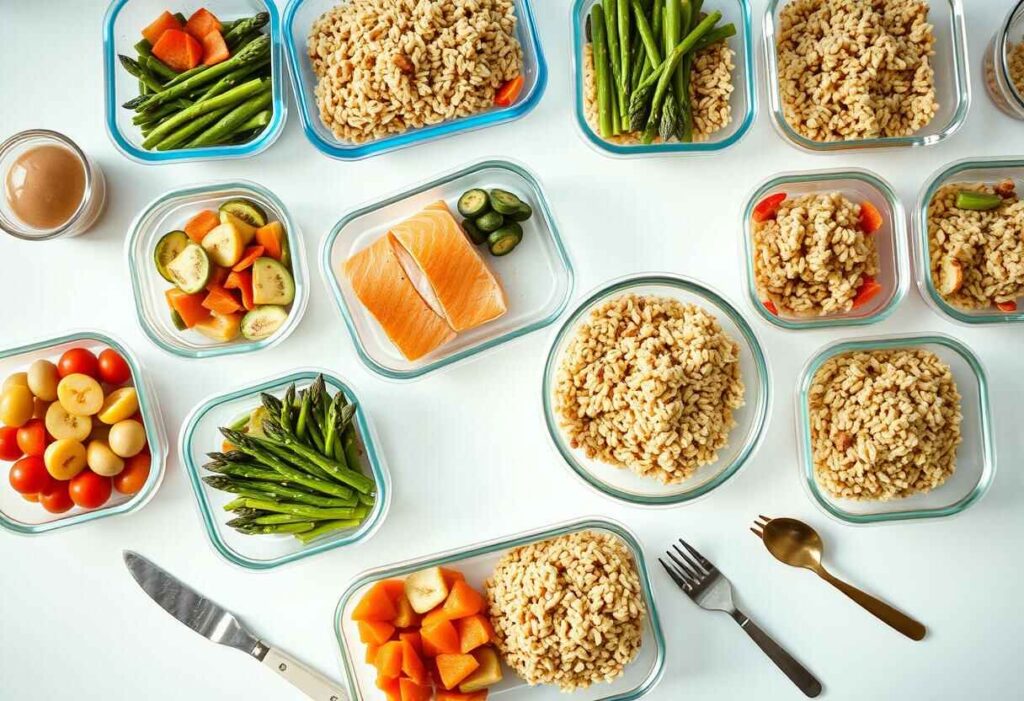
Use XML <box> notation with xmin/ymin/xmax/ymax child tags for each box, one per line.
<box><xmin>321</xmin><ymin>159</ymin><xmax>574</xmax><ymax>381</ymax></box>
<box><xmin>741</xmin><ymin>169</ymin><xmax>910</xmax><ymax>330</ymax></box>
<box><xmin>334</xmin><ymin>517</ymin><xmax>666</xmax><ymax>700</ymax></box>
<box><xmin>796</xmin><ymin>335</ymin><xmax>995</xmax><ymax>525</ymax></box>
<box><xmin>282</xmin><ymin>0</ymin><xmax>547</xmax><ymax>160</ymax></box>
<box><xmin>126</xmin><ymin>180</ymin><xmax>308</xmax><ymax>358</ymax></box>
<box><xmin>913</xmin><ymin>157</ymin><xmax>1024</xmax><ymax>325</ymax></box>
<box><xmin>571</xmin><ymin>0</ymin><xmax>756</xmax><ymax>157</ymax></box>
<box><xmin>542</xmin><ymin>274</ymin><xmax>771</xmax><ymax>507</ymax></box>
<box><xmin>178</xmin><ymin>368</ymin><xmax>391</xmax><ymax>570</ymax></box>
<box><xmin>763</xmin><ymin>0</ymin><xmax>970</xmax><ymax>151</ymax></box>
<box><xmin>0</xmin><ymin>331</ymin><xmax>168</xmax><ymax>535</ymax></box>
<box><xmin>103</xmin><ymin>0</ymin><xmax>287</xmax><ymax>164</ymax></box>
<box><xmin>983</xmin><ymin>0</ymin><xmax>1024</xmax><ymax>120</ymax></box>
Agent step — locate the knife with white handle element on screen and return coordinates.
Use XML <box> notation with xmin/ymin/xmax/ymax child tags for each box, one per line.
<box><xmin>124</xmin><ymin>551</ymin><xmax>347</xmax><ymax>701</ymax></box>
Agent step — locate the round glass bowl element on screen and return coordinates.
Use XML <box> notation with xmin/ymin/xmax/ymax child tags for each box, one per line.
<box><xmin>984</xmin><ymin>0</ymin><xmax>1024</xmax><ymax>119</ymax></box>
<box><xmin>570</xmin><ymin>0</ymin><xmax>756</xmax><ymax>157</ymax></box>
<box><xmin>0</xmin><ymin>130</ymin><xmax>106</xmax><ymax>241</ymax></box>
<box><xmin>0</xmin><ymin>331</ymin><xmax>168</xmax><ymax>535</ymax></box>
<box><xmin>796</xmin><ymin>334</ymin><xmax>995</xmax><ymax>525</ymax></box>
<box><xmin>542</xmin><ymin>274</ymin><xmax>771</xmax><ymax>507</ymax></box>
<box><xmin>125</xmin><ymin>180</ymin><xmax>308</xmax><ymax>358</ymax></box>
<box><xmin>178</xmin><ymin>368</ymin><xmax>391</xmax><ymax>570</ymax></box>
<box><xmin>763</xmin><ymin>0</ymin><xmax>970</xmax><ymax>151</ymax></box>
<box><xmin>913</xmin><ymin>157</ymin><xmax>1024</xmax><ymax>325</ymax></box>
<box><xmin>741</xmin><ymin>168</ymin><xmax>909</xmax><ymax>330</ymax></box>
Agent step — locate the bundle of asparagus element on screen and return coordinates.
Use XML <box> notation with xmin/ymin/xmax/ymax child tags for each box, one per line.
<box><xmin>118</xmin><ymin>13</ymin><xmax>274</xmax><ymax>151</ymax></box>
<box><xmin>202</xmin><ymin>374</ymin><xmax>377</xmax><ymax>545</ymax></box>
<box><xmin>588</xmin><ymin>0</ymin><xmax>735</xmax><ymax>144</ymax></box>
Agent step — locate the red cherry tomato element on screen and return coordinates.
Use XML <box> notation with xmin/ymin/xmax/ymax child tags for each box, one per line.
<box><xmin>9</xmin><ymin>456</ymin><xmax>54</xmax><ymax>495</ymax></box>
<box><xmin>114</xmin><ymin>451</ymin><xmax>151</xmax><ymax>495</ymax></box>
<box><xmin>98</xmin><ymin>349</ymin><xmax>132</xmax><ymax>385</ymax></box>
<box><xmin>58</xmin><ymin>347</ymin><xmax>99</xmax><ymax>379</ymax></box>
<box><xmin>16</xmin><ymin>419</ymin><xmax>49</xmax><ymax>457</ymax></box>
<box><xmin>69</xmin><ymin>470</ymin><xmax>112</xmax><ymax>509</ymax></box>
<box><xmin>22</xmin><ymin>492</ymin><xmax>40</xmax><ymax>502</ymax></box>
<box><xmin>40</xmin><ymin>480</ymin><xmax>73</xmax><ymax>513</ymax></box>
<box><xmin>0</xmin><ymin>426</ymin><xmax>23</xmax><ymax>461</ymax></box>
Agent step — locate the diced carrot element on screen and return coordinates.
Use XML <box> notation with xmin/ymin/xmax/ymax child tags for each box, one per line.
<box><xmin>996</xmin><ymin>300</ymin><xmax>1018</xmax><ymax>312</ymax></box>
<box><xmin>185</xmin><ymin>8</ymin><xmax>221</xmax><ymax>39</ymax></box>
<box><xmin>456</xmin><ymin>615</ymin><xmax>495</xmax><ymax>654</ymax></box>
<box><xmin>436</xmin><ymin>653</ymin><xmax>480</xmax><ymax>690</ymax></box>
<box><xmin>206</xmin><ymin>265</ymin><xmax>229</xmax><ymax>290</ymax></box>
<box><xmin>440</xmin><ymin>567</ymin><xmax>466</xmax><ymax>588</ymax></box>
<box><xmin>494</xmin><ymin>75</ymin><xmax>525</xmax><ymax>107</ymax></box>
<box><xmin>763</xmin><ymin>299</ymin><xmax>779</xmax><ymax>316</ymax></box>
<box><xmin>375</xmin><ymin>641</ymin><xmax>404</xmax><ymax>679</ymax></box>
<box><xmin>202</xmin><ymin>284</ymin><xmax>242</xmax><ymax>315</ymax></box>
<box><xmin>353</xmin><ymin>582</ymin><xmax>399</xmax><ymax>622</ymax></box>
<box><xmin>358</xmin><ymin>620</ymin><xmax>396</xmax><ymax>646</ymax></box>
<box><xmin>401</xmin><ymin>640</ymin><xmax>429</xmax><ymax>685</ymax></box>
<box><xmin>859</xmin><ymin>201</ymin><xmax>884</xmax><ymax>234</ymax></box>
<box><xmin>142</xmin><ymin>10</ymin><xmax>183</xmax><ymax>45</ymax></box>
<box><xmin>153</xmin><ymin>29</ymin><xmax>203</xmax><ymax>72</ymax></box>
<box><xmin>377</xmin><ymin>676</ymin><xmax>401</xmax><ymax>701</ymax></box>
<box><xmin>399</xmin><ymin>631</ymin><xmax>422</xmax><ymax>656</ymax></box>
<box><xmin>224</xmin><ymin>270</ymin><xmax>255</xmax><ymax>311</ymax></box>
<box><xmin>393</xmin><ymin>594</ymin><xmax>420</xmax><ymax>629</ymax></box>
<box><xmin>420</xmin><ymin>608</ymin><xmax>448</xmax><ymax>631</ymax></box>
<box><xmin>231</xmin><ymin>245</ymin><xmax>265</xmax><ymax>272</ymax></box>
<box><xmin>399</xmin><ymin>677</ymin><xmax>432</xmax><ymax>701</ymax></box>
<box><xmin>255</xmin><ymin>221</ymin><xmax>285</xmax><ymax>261</ymax></box>
<box><xmin>440</xmin><ymin>581</ymin><xmax>485</xmax><ymax>620</ymax></box>
<box><xmin>221</xmin><ymin>440</ymin><xmax>235</xmax><ymax>452</ymax></box>
<box><xmin>184</xmin><ymin>209</ymin><xmax>220</xmax><ymax>243</ymax></box>
<box><xmin>201</xmin><ymin>29</ymin><xmax>230</xmax><ymax>66</ymax></box>
<box><xmin>436</xmin><ymin>691</ymin><xmax>487</xmax><ymax>701</ymax></box>
<box><xmin>365</xmin><ymin>644</ymin><xmax>380</xmax><ymax>665</ymax></box>
<box><xmin>752</xmin><ymin>193</ymin><xmax>787</xmax><ymax>223</ymax></box>
<box><xmin>852</xmin><ymin>275</ymin><xmax>883</xmax><ymax>309</ymax></box>
<box><xmin>165</xmin><ymin>288</ymin><xmax>211</xmax><ymax>328</ymax></box>
<box><xmin>379</xmin><ymin>580</ymin><xmax>406</xmax><ymax>600</ymax></box>
<box><xmin>420</xmin><ymin>619</ymin><xmax>460</xmax><ymax>657</ymax></box>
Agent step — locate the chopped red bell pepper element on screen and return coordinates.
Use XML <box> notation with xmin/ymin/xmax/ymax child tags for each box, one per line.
<box><xmin>752</xmin><ymin>193</ymin><xmax>787</xmax><ymax>223</ymax></box>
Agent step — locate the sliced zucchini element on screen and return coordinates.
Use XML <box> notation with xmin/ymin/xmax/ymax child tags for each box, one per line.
<box><xmin>507</xmin><ymin>201</ymin><xmax>533</xmax><ymax>222</ymax></box>
<box><xmin>166</xmin><ymin>243</ymin><xmax>211</xmax><ymax>294</ymax></box>
<box><xmin>475</xmin><ymin>210</ymin><xmax>504</xmax><ymax>233</ymax></box>
<box><xmin>154</xmin><ymin>230</ymin><xmax>190</xmax><ymax>282</ymax></box>
<box><xmin>220</xmin><ymin>210</ymin><xmax>257</xmax><ymax>244</ymax></box>
<box><xmin>462</xmin><ymin>219</ymin><xmax>488</xmax><ymax>245</ymax></box>
<box><xmin>202</xmin><ymin>222</ymin><xmax>246</xmax><ymax>267</ymax></box>
<box><xmin>219</xmin><ymin>198</ymin><xmax>267</xmax><ymax>227</ymax></box>
<box><xmin>487</xmin><ymin>223</ymin><xmax>523</xmax><ymax>257</ymax></box>
<box><xmin>252</xmin><ymin>257</ymin><xmax>295</xmax><ymax>306</ymax></box>
<box><xmin>170</xmin><ymin>310</ymin><xmax>187</xmax><ymax>331</ymax></box>
<box><xmin>241</xmin><ymin>305</ymin><xmax>289</xmax><ymax>340</ymax></box>
<box><xmin>489</xmin><ymin>189</ymin><xmax>523</xmax><ymax>216</ymax></box>
<box><xmin>457</xmin><ymin>189</ymin><xmax>490</xmax><ymax>218</ymax></box>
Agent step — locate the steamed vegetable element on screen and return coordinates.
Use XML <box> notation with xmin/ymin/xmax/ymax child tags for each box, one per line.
<box><xmin>455</xmin><ymin>187</ymin><xmax>532</xmax><ymax>257</ymax></box>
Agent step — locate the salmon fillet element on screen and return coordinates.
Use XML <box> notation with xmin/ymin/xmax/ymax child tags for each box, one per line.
<box><xmin>343</xmin><ymin>234</ymin><xmax>456</xmax><ymax>361</ymax></box>
<box><xmin>390</xmin><ymin>200</ymin><xmax>507</xmax><ymax>332</ymax></box>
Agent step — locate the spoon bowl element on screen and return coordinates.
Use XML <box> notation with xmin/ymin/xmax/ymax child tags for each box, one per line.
<box><xmin>762</xmin><ymin>517</ymin><xmax>825</xmax><ymax>571</ymax></box>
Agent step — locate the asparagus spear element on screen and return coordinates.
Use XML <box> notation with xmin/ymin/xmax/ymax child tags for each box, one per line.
<box><xmin>223</xmin><ymin>12</ymin><xmax>269</xmax><ymax>49</ymax></box>
<box><xmin>119</xmin><ymin>55</ymin><xmax>164</xmax><ymax>93</ymax></box>
<box><xmin>342</xmin><ymin>426</ymin><xmax>364</xmax><ymax>476</ymax></box>
<box><xmin>221</xmin><ymin>428</ymin><xmax>356</xmax><ymax>499</ymax></box>
<box><xmin>603</xmin><ymin>0</ymin><xmax>627</xmax><ymax>129</ymax></box>
<box><xmin>142</xmin><ymin>77</ymin><xmax>268</xmax><ymax>149</ymax></box>
<box><xmin>203</xmin><ymin>476</ymin><xmax>358</xmax><ymax>507</ymax></box>
<box><xmin>204</xmin><ymin>460</ymin><xmax>352</xmax><ymax>499</ymax></box>
<box><xmin>154</xmin><ymin>105</ymin><xmax>233</xmax><ymax>151</ymax></box>
<box><xmin>237</xmin><ymin>498</ymin><xmax>368</xmax><ymax>521</ymax></box>
<box><xmin>294</xmin><ymin>519</ymin><xmax>363</xmax><ymax>544</ymax></box>
<box><xmin>249</xmin><ymin>431</ymin><xmax>337</xmax><ymax>483</ymax></box>
<box><xmin>133</xmin><ymin>99</ymin><xmax>191</xmax><ymax>125</ymax></box>
<box><xmin>238</xmin><ymin>110</ymin><xmax>271</xmax><ymax>133</ymax></box>
<box><xmin>693</xmin><ymin>23</ymin><xmax>735</xmax><ymax>52</ymax></box>
<box><xmin>233</xmin><ymin>521</ymin><xmax>316</xmax><ymax>536</ymax></box>
<box><xmin>262</xmin><ymin>422</ymin><xmax>374</xmax><ymax>494</ymax></box>
<box><xmin>188</xmin><ymin>89</ymin><xmax>272</xmax><ymax>147</ymax></box>
<box><xmin>592</xmin><ymin>4</ymin><xmax>614</xmax><ymax>138</ymax></box>
<box><xmin>195</xmin><ymin>58</ymin><xmax>270</xmax><ymax>103</ymax></box>
<box><xmin>617</xmin><ymin>0</ymin><xmax>632</xmax><ymax>129</ymax></box>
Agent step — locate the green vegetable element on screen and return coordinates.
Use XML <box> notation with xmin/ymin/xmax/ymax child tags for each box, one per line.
<box><xmin>475</xmin><ymin>211</ymin><xmax>504</xmax><ymax>233</ymax></box>
<box><xmin>195</xmin><ymin>58</ymin><xmax>271</xmax><ymax>104</ymax></box>
<box><xmin>142</xmin><ymin>76</ymin><xmax>269</xmax><ymax>149</ymax></box>
<box><xmin>592</xmin><ymin>4</ymin><xmax>614</xmax><ymax>138</ymax></box>
<box><xmin>170</xmin><ymin>310</ymin><xmax>186</xmax><ymax>331</ymax></box>
<box><xmin>202</xmin><ymin>476</ymin><xmax>357</xmax><ymax>508</ymax></box>
<box><xmin>223</xmin><ymin>12</ymin><xmax>270</xmax><ymax>50</ymax></box>
<box><xmin>154</xmin><ymin>230</ymin><xmax>190</xmax><ymax>282</ymax></box>
<box><xmin>220</xmin><ymin>428</ymin><xmax>356</xmax><ymax>499</ymax></box>
<box><xmin>165</xmin><ymin>243</ymin><xmax>210</xmax><ymax>294</ymax></box>
<box><xmin>294</xmin><ymin>519</ymin><xmax>363</xmax><ymax>544</ymax></box>
<box><xmin>235</xmin><ymin>498</ymin><xmax>368</xmax><ymax>521</ymax></box>
<box><xmin>237</xmin><ymin>110</ymin><xmax>272</xmax><ymax>134</ymax></box>
<box><xmin>458</xmin><ymin>189</ymin><xmax>490</xmax><ymax>218</ymax></box>
<box><xmin>617</xmin><ymin>0</ymin><xmax>632</xmax><ymax>130</ymax></box>
<box><xmin>219</xmin><ymin>198</ymin><xmax>268</xmax><ymax>227</ymax></box>
<box><xmin>118</xmin><ymin>55</ymin><xmax>163</xmax><ymax>93</ymax></box>
<box><xmin>232</xmin><ymin>521</ymin><xmax>316</xmax><ymax>536</ymax></box>
<box><xmin>488</xmin><ymin>223</ymin><xmax>523</xmax><ymax>256</ymax></box>
<box><xmin>488</xmin><ymin>189</ymin><xmax>523</xmax><ymax>216</ymax></box>
<box><xmin>462</xmin><ymin>219</ymin><xmax>488</xmax><ymax>245</ymax></box>
<box><xmin>241</xmin><ymin>305</ymin><xmax>288</xmax><ymax>341</ymax></box>
<box><xmin>252</xmin><ymin>257</ymin><xmax>295</xmax><ymax>306</ymax></box>
<box><xmin>955</xmin><ymin>191</ymin><xmax>1003</xmax><ymax>211</ymax></box>
<box><xmin>188</xmin><ymin>88</ymin><xmax>273</xmax><ymax>147</ymax></box>
<box><xmin>507</xmin><ymin>201</ymin><xmax>533</xmax><ymax>222</ymax></box>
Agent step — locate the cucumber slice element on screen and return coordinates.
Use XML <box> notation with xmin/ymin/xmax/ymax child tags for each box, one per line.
<box><xmin>170</xmin><ymin>310</ymin><xmax>187</xmax><ymax>331</ymax></box>
<box><xmin>219</xmin><ymin>198</ymin><xmax>267</xmax><ymax>227</ymax></box>
<box><xmin>462</xmin><ymin>219</ymin><xmax>488</xmax><ymax>245</ymax></box>
<box><xmin>252</xmin><ymin>257</ymin><xmax>295</xmax><ymax>306</ymax></box>
<box><xmin>507</xmin><ymin>201</ymin><xmax>533</xmax><ymax>222</ymax></box>
<box><xmin>154</xmin><ymin>230</ymin><xmax>190</xmax><ymax>282</ymax></box>
<box><xmin>487</xmin><ymin>223</ymin><xmax>523</xmax><ymax>256</ymax></box>
<box><xmin>241</xmin><ymin>305</ymin><xmax>289</xmax><ymax>340</ymax></box>
<box><xmin>475</xmin><ymin>211</ymin><xmax>504</xmax><ymax>233</ymax></box>
<box><xmin>457</xmin><ymin>189</ymin><xmax>490</xmax><ymax>218</ymax></box>
<box><xmin>166</xmin><ymin>243</ymin><xmax>211</xmax><ymax>294</ymax></box>
<box><xmin>489</xmin><ymin>189</ymin><xmax>523</xmax><ymax>215</ymax></box>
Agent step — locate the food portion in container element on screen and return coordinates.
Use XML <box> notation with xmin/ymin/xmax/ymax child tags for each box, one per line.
<box><xmin>307</xmin><ymin>0</ymin><xmax>525</xmax><ymax>145</ymax></box>
<box><xmin>201</xmin><ymin>374</ymin><xmax>377</xmax><ymax>545</ymax></box>
<box><xmin>928</xmin><ymin>179</ymin><xmax>1024</xmax><ymax>313</ymax></box>
<box><xmin>1</xmin><ymin>347</ymin><xmax>152</xmax><ymax>515</ymax></box>
<box><xmin>583</xmin><ymin>1</ymin><xmax>737</xmax><ymax>144</ymax></box>
<box><xmin>117</xmin><ymin>8</ymin><xmax>274</xmax><ymax>152</ymax></box>
<box><xmin>154</xmin><ymin>196</ymin><xmax>295</xmax><ymax>343</ymax></box>
<box><xmin>808</xmin><ymin>348</ymin><xmax>962</xmax><ymax>501</ymax></box>
<box><xmin>752</xmin><ymin>191</ymin><xmax>883</xmax><ymax>317</ymax></box>
<box><xmin>775</xmin><ymin>0</ymin><xmax>937</xmax><ymax>142</ymax></box>
<box><xmin>554</xmin><ymin>293</ymin><xmax>744</xmax><ymax>484</ymax></box>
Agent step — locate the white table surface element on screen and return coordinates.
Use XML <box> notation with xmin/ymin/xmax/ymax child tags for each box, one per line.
<box><xmin>2</xmin><ymin>1</ymin><xmax>1023</xmax><ymax>700</ymax></box>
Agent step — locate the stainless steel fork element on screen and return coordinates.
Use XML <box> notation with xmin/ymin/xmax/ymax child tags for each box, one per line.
<box><xmin>660</xmin><ymin>539</ymin><xmax>823</xmax><ymax>698</ymax></box>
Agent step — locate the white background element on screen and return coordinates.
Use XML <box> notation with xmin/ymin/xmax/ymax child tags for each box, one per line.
<box><xmin>2</xmin><ymin>1</ymin><xmax>1023</xmax><ymax>700</ymax></box>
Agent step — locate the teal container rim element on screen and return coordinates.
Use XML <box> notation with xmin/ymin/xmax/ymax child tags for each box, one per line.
<box><xmin>542</xmin><ymin>273</ymin><xmax>772</xmax><ymax>507</ymax></box>
<box><xmin>0</xmin><ymin>330</ymin><xmax>168</xmax><ymax>535</ymax></box>
<box><xmin>125</xmin><ymin>179</ymin><xmax>309</xmax><ymax>358</ymax></box>
<box><xmin>281</xmin><ymin>0</ymin><xmax>548</xmax><ymax>160</ymax></box>
<box><xmin>996</xmin><ymin>1</ymin><xmax>1024</xmax><ymax>111</ymax></box>
<box><xmin>570</xmin><ymin>0</ymin><xmax>757</xmax><ymax>157</ymax></box>
<box><xmin>320</xmin><ymin>158</ymin><xmax>575</xmax><ymax>381</ymax></box>
<box><xmin>913</xmin><ymin>156</ymin><xmax>1024</xmax><ymax>325</ymax></box>
<box><xmin>796</xmin><ymin>333</ymin><xmax>996</xmax><ymax>525</ymax></box>
<box><xmin>177</xmin><ymin>367</ymin><xmax>391</xmax><ymax>570</ymax></box>
<box><xmin>102</xmin><ymin>0</ymin><xmax>287</xmax><ymax>164</ymax></box>
<box><xmin>762</xmin><ymin>0</ymin><xmax>971</xmax><ymax>152</ymax></box>
<box><xmin>333</xmin><ymin>516</ymin><xmax>666</xmax><ymax>700</ymax></box>
<box><xmin>741</xmin><ymin>168</ymin><xmax>910</xmax><ymax>330</ymax></box>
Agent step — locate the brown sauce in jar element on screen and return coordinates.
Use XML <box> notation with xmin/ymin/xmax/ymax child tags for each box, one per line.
<box><xmin>4</xmin><ymin>145</ymin><xmax>85</xmax><ymax>229</ymax></box>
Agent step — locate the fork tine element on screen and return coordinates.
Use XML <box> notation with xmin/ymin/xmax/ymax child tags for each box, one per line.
<box><xmin>658</xmin><ymin>558</ymin><xmax>691</xmax><ymax>591</ymax></box>
<box><xmin>667</xmin><ymin>548</ymin><xmax>700</xmax><ymax>581</ymax></box>
<box><xmin>678</xmin><ymin>538</ymin><xmax>714</xmax><ymax>571</ymax></box>
<box><xmin>672</xmin><ymin>544</ymin><xmax>706</xmax><ymax>577</ymax></box>
<box><xmin>750</xmin><ymin>527</ymin><xmax>763</xmax><ymax>538</ymax></box>
<box><xmin>759</xmin><ymin>514</ymin><xmax>772</xmax><ymax>522</ymax></box>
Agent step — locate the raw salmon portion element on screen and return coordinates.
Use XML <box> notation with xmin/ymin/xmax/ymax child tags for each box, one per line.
<box><xmin>344</xmin><ymin>234</ymin><xmax>456</xmax><ymax>361</ymax></box>
<box><xmin>390</xmin><ymin>200</ymin><xmax>507</xmax><ymax>332</ymax></box>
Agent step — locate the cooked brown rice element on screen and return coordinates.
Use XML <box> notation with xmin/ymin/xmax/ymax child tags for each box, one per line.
<box><xmin>485</xmin><ymin>531</ymin><xmax>645</xmax><ymax>691</ymax></box>
<box><xmin>554</xmin><ymin>294</ymin><xmax>744</xmax><ymax>484</ymax></box>
<box><xmin>808</xmin><ymin>348</ymin><xmax>962</xmax><ymax>501</ymax></box>
<box><xmin>1010</xmin><ymin>42</ymin><xmax>1024</xmax><ymax>95</ymax></box>
<box><xmin>308</xmin><ymin>0</ymin><xmax>523</xmax><ymax>144</ymax></box>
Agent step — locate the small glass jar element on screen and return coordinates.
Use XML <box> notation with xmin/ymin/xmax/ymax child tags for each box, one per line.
<box><xmin>984</xmin><ymin>0</ymin><xmax>1024</xmax><ymax>119</ymax></box>
<box><xmin>0</xmin><ymin>130</ymin><xmax>106</xmax><ymax>240</ymax></box>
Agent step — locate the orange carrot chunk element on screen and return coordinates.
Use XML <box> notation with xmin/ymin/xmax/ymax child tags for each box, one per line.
<box><xmin>494</xmin><ymin>76</ymin><xmax>524</xmax><ymax>107</ymax></box>
<box><xmin>202</xmin><ymin>284</ymin><xmax>242</xmax><ymax>315</ymax></box>
<box><xmin>436</xmin><ymin>691</ymin><xmax>488</xmax><ymax>701</ymax></box>
<box><xmin>859</xmin><ymin>201</ymin><xmax>884</xmax><ymax>234</ymax></box>
<box><xmin>152</xmin><ymin>29</ymin><xmax>203</xmax><ymax>72</ymax></box>
<box><xmin>399</xmin><ymin>678</ymin><xmax>432</xmax><ymax>701</ymax></box>
<box><xmin>365</xmin><ymin>644</ymin><xmax>381</xmax><ymax>665</ymax></box>
<box><xmin>377</xmin><ymin>676</ymin><xmax>401</xmax><ymax>701</ymax></box>
<box><xmin>358</xmin><ymin>620</ymin><xmax>396</xmax><ymax>646</ymax></box>
<box><xmin>165</xmin><ymin>288</ymin><xmax>211</xmax><ymax>328</ymax></box>
<box><xmin>440</xmin><ymin>568</ymin><xmax>466</xmax><ymax>588</ymax></box>
<box><xmin>401</xmin><ymin>640</ymin><xmax>429</xmax><ymax>685</ymax></box>
<box><xmin>201</xmin><ymin>29</ymin><xmax>230</xmax><ymax>66</ymax></box>
<box><xmin>421</xmin><ymin>619</ymin><xmax>460</xmax><ymax>656</ymax></box>
<box><xmin>352</xmin><ymin>582</ymin><xmax>399</xmax><ymax>622</ymax></box>
<box><xmin>752</xmin><ymin>192</ymin><xmax>786</xmax><ymax>223</ymax></box>
<box><xmin>232</xmin><ymin>245</ymin><xmax>266</xmax><ymax>272</ymax></box>
<box><xmin>184</xmin><ymin>209</ymin><xmax>220</xmax><ymax>243</ymax></box>
<box><xmin>206</xmin><ymin>265</ymin><xmax>230</xmax><ymax>290</ymax></box>
<box><xmin>852</xmin><ymin>275</ymin><xmax>883</xmax><ymax>309</ymax></box>
<box><xmin>224</xmin><ymin>270</ymin><xmax>255</xmax><ymax>310</ymax></box>
<box><xmin>440</xmin><ymin>581</ymin><xmax>485</xmax><ymax>620</ymax></box>
<box><xmin>375</xmin><ymin>641</ymin><xmax>404</xmax><ymax>679</ymax></box>
<box><xmin>456</xmin><ymin>614</ymin><xmax>495</xmax><ymax>654</ymax></box>
<box><xmin>142</xmin><ymin>10</ymin><xmax>183</xmax><ymax>45</ymax></box>
<box><xmin>436</xmin><ymin>653</ymin><xmax>480</xmax><ymax>690</ymax></box>
<box><xmin>185</xmin><ymin>8</ymin><xmax>221</xmax><ymax>39</ymax></box>
<box><xmin>392</xmin><ymin>594</ymin><xmax>420</xmax><ymax>629</ymax></box>
<box><xmin>255</xmin><ymin>221</ymin><xmax>285</xmax><ymax>261</ymax></box>
<box><xmin>399</xmin><ymin>631</ymin><xmax>423</xmax><ymax>656</ymax></box>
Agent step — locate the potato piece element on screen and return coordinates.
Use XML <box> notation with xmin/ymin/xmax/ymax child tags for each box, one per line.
<box><xmin>3</xmin><ymin>372</ymin><xmax>28</xmax><ymax>392</ymax></box>
<box><xmin>45</xmin><ymin>401</ymin><xmax>92</xmax><ymax>441</ymax></box>
<box><xmin>97</xmin><ymin>387</ymin><xmax>139</xmax><ymax>425</ymax></box>
<box><xmin>57</xmin><ymin>374</ymin><xmax>104</xmax><ymax>416</ymax></box>
<box><xmin>87</xmin><ymin>440</ymin><xmax>125</xmax><ymax>477</ymax></box>
<box><xmin>108</xmin><ymin>420</ymin><xmax>146</xmax><ymax>458</ymax></box>
<box><xmin>27</xmin><ymin>359</ymin><xmax>59</xmax><ymax>401</ymax></box>
<box><xmin>44</xmin><ymin>438</ymin><xmax>87</xmax><ymax>480</ymax></box>
<box><xmin>0</xmin><ymin>385</ymin><xmax>35</xmax><ymax>427</ymax></box>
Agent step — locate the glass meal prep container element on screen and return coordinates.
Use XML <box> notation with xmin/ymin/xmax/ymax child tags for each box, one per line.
<box><xmin>282</xmin><ymin>0</ymin><xmax>547</xmax><ymax>160</ymax></box>
<box><xmin>570</xmin><ymin>0</ymin><xmax>756</xmax><ymax>157</ymax></box>
<box><xmin>178</xmin><ymin>368</ymin><xmax>390</xmax><ymax>570</ymax></box>
<box><xmin>321</xmin><ymin>158</ymin><xmax>574</xmax><ymax>381</ymax></box>
<box><xmin>913</xmin><ymin>157</ymin><xmax>1024</xmax><ymax>325</ymax></box>
<box><xmin>103</xmin><ymin>0</ymin><xmax>287</xmax><ymax>164</ymax></box>
<box><xmin>126</xmin><ymin>180</ymin><xmax>308</xmax><ymax>358</ymax></box>
<box><xmin>334</xmin><ymin>517</ymin><xmax>666</xmax><ymax>700</ymax></box>
<box><xmin>796</xmin><ymin>334</ymin><xmax>995</xmax><ymax>525</ymax></box>
<box><xmin>0</xmin><ymin>331</ymin><xmax>168</xmax><ymax>536</ymax></box>
<box><xmin>983</xmin><ymin>0</ymin><xmax>1024</xmax><ymax>119</ymax></box>
<box><xmin>542</xmin><ymin>274</ymin><xmax>771</xmax><ymax>507</ymax></box>
<box><xmin>762</xmin><ymin>0</ymin><xmax>970</xmax><ymax>152</ymax></box>
<box><xmin>741</xmin><ymin>169</ymin><xmax>910</xmax><ymax>330</ymax></box>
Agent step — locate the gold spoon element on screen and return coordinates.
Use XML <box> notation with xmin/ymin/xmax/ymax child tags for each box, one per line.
<box><xmin>752</xmin><ymin>516</ymin><xmax>926</xmax><ymax>641</ymax></box>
